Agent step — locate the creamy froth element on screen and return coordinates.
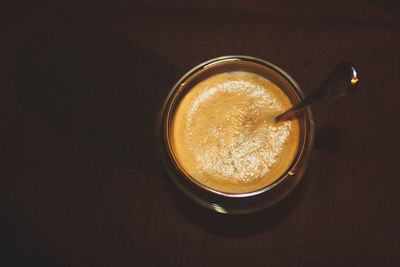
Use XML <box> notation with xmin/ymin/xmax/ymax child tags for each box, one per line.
<box><xmin>171</xmin><ymin>71</ymin><xmax>299</xmax><ymax>193</ymax></box>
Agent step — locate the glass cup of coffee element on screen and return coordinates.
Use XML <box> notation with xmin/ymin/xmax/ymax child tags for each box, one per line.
<box><xmin>157</xmin><ymin>56</ymin><xmax>314</xmax><ymax>214</ymax></box>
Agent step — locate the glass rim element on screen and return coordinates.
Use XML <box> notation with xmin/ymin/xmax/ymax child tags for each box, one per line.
<box><xmin>159</xmin><ymin>55</ymin><xmax>314</xmax><ymax>198</ymax></box>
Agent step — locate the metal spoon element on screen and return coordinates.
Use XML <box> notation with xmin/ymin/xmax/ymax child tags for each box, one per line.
<box><xmin>275</xmin><ymin>62</ymin><xmax>359</xmax><ymax>122</ymax></box>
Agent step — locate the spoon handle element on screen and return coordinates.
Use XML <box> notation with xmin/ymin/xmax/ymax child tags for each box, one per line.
<box><xmin>275</xmin><ymin>62</ymin><xmax>359</xmax><ymax>122</ymax></box>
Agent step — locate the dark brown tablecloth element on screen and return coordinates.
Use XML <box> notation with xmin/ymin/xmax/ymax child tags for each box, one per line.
<box><xmin>1</xmin><ymin>1</ymin><xmax>400</xmax><ymax>266</ymax></box>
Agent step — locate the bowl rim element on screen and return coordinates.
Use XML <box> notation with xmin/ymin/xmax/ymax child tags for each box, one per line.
<box><xmin>159</xmin><ymin>55</ymin><xmax>314</xmax><ymax>198</ymax></box>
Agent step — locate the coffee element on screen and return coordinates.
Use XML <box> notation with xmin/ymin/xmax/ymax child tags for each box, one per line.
<box><xmin>171</xmin><ymin>71</ymin><xmax>300</xmax><ymax>194</ymax></box>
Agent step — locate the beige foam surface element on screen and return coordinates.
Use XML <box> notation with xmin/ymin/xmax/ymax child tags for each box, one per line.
<box><xmin>171</xmin><ymin>71</ymin><xmax>300</xmax><ymax>194</ymax></box>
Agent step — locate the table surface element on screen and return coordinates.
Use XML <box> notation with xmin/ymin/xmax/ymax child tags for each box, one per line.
<box><xmin>1</xmin><ymin>1</ymin><xmax>400</xmax><ymax>266</ymax></box>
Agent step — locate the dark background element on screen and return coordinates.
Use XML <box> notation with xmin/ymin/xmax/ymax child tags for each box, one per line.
<box><xmin>1</xmin><ymin>0</ymin><xmax>400</xmax><ymax>266</ymax></box>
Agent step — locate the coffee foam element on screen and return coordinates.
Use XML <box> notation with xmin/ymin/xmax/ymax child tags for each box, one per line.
<box><xmin>171</xmin><ymin>71</ymin><xmax>299</xmax><ymax>194</ymax></box>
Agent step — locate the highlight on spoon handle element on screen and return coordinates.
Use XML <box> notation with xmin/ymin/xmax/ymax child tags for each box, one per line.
<box><xmin>310</xmin><ymin>61</ymin><xmax>359</xmax><ymax>99</ymax></box>
<box><xmin>275</xmin><ymin>62</ymin><xmax>359</xmax><ymax>122</ymax></box>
